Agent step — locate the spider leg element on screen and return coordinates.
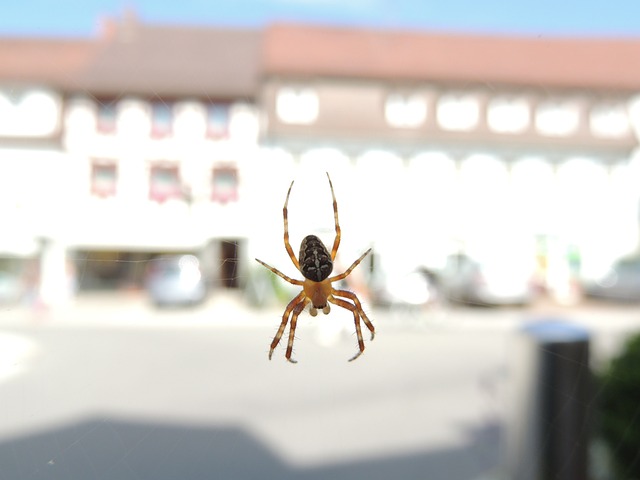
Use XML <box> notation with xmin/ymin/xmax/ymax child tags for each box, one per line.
<box><xmin>283</xmin><ymin>181</ymin><xmax>301</xmax><ymax>270</ymax></box>
<box><xmin>326</xmin><ymin>173</ymin><xmax>341</xmax><ymax>261</ymax></box>
<box><xmin>328</xmin><ymin>248</ymin><xmax>372</xmax><ymax>283</ymax></box>
<box><xmin>285</xmin><ymin>296</ymin><xmax>309</xmax><ymax>363</ymax></box>
<box><xmin>329</xmin><ymin>295</ymin><xmax>366</xmax><ymax>362</ymax></box>
<box><xmin>255</xmin><ymin>258</ymin><xmax>303</xmax><ymax>285</ymax></box>
<box><xmin>269</xmin><ymin>291</ymin><xmax>306</xmax><ymax>360</ymax></box>
<box><xmin>333</xmin><ymin>288</ymin><xmax>375</xmax><ymax>341</ymax></box>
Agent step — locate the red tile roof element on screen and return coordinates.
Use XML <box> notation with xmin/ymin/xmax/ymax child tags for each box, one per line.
<box><xmin>264</xmin><ymin>24</ymin><xmax>640</xmax><ymax>90</ymax></box>
<box><xmin>73</xmin><ymin>24</ymin><xmax>262</xmax><ymax>98</ymax></box>
<box><xmin>0</xmin><ymin>23</ymin><xmax>262</xmax><ymax>98</ymax></box>
<box><xmin>0</xmin><ymin>37</ymin><xmax>96</xmax><ymax>85</ymax></box>
<box><xmin>2</xmin><ymin>22</ymin><xmax>640</xmax><ymax>95</ymax></box>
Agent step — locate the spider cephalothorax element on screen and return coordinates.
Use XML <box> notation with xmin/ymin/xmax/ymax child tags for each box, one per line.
<box><xmin>255</xmin><ymin>173</ymin><xmax>375</xmax><ymax>363</ymax></box>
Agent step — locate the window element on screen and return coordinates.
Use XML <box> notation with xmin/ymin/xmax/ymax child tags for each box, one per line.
<box><xmin>211</xmin><ymin>166</ymin><xmax>238</xmax><ymax>203</ymax></box>
<box><xmin>487</xmin><ymin>96</ymin><xmax>530</xmax><ymax>134</ymax></box>
<box><xmin>0</xmin><ymin>89</ymin><xmax>60</xmax><ymax>137</ymax></box>
<box><xmin>385</xmin><ymin>93</ymin><xmax>427</xmax><ymax>128</ymax></box>
<box><xmin>149</xmin><ymin>164</ymin><xmax>182</xmax><ymax>203</ymax></box>
<box><xmin>590</xmin><ymin>103</ymin><xmax>630</xmax><ymax>138</ymax></box>
<box><xmin>173</xmin><ymin>102</ymin><xmax>207</xmax><ymax>140</ymax></box>
<box><xmin>436</xmin><ymin>93</ymin><xmax>480</xmax><ymax>131</ymax></box>
<box><xmin>96</xmin><ymin>100</ymin><xmax>117</xmax><ymax>134</ymax></box>
<box><xmin>276</xmin><ymin>87</ymin><xmax>319</xmax><ymax>125</ymax></box>
<box><xmin>207</xmin><ymin>104</ymin><xmax>230</xmax><ymax>139</ymax></box>
<box><xmin>151</xmin><ymin>101</ymin><xmax>173</xmax><ymax>138</ymax></box>
<box><xmin>535</xmin><ymin>100</ymin><xmax>581</xmax><ymax>136</ymax></box>
<box><xmin>91</xmin><ymin>160</ymin><xmax>117</xmax><ymax>198</ymax></box>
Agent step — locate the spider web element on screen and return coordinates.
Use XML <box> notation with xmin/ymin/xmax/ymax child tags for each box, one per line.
<box><xmin>4</xmin><ymin>235</ymin><xmax>640</xmax><ymax>480</ymax></box>
<box><xmin>0</xmin><ymin>15</ymin><xmax>640</xmax><ymax>480</ymax></box>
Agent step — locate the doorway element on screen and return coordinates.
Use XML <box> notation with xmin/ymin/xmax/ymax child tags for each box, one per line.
<box><xmin>219</xmin><ymin>239</ymin><xmax>240</xmax><ymax>288</ymax></box>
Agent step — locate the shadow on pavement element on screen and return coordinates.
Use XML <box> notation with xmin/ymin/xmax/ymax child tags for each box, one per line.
<box><xmin>0</xmin><ymin>416</ymin><xmax>500</xmax><ymax>480</ymax></box>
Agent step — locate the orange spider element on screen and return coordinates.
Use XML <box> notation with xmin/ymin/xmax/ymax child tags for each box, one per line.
<box><xmin>255</xmin><ymin>173</ymin><xmax>375</xmax><ymax>363</ymax></box>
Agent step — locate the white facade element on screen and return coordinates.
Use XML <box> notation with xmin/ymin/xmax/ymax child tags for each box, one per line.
<box><xmin>265</xmin><ymin>82</ymin><xmax>640</xmax><ymax>293</ymax></box>
<box><xmin>262</xmin><ymin>146</ymin><xmax>640</xmax><ymax>281</ymax></box>
<box><xmin>0</xmin><ymin>88</ymin><xmax>66</xmax><ymax>256</ymax></box>
<box><xmin>2</xmin><ymin>78</ymin><xmax>640</xmax><ymax>305</ymax></box>
<box><xmin>0</xmin><ymin>87</ymin><xmax>267</xmax><ymax>302</ymax></box>
<box><xmin>62</xmin><ymin>97</ymin><xmax>260</xmax><ymax>249</ymax></box>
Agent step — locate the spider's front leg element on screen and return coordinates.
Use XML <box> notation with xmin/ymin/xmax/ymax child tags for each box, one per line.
<box><xmin>255</xmin><ymin>259</ymin><xmax>303</xmax><ymax>286</ymax></box>
<box><xmin>282</xmin><ymin>180</ymin><xmax>301</xmax><ymax>271</ymax></box>
<box><xmin>326</xmin><ymin>173</ymin><xmax>341</xmax><ymax>260</ymax></box>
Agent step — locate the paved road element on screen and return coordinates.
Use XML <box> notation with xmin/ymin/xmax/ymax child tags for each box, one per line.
<box><xmin>0</xmin><ymin>294</ymin><xmax>638</xmax><ymax>480</ymax></box>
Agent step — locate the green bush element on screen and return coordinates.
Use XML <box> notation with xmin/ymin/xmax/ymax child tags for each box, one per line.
<box><xmin>599</xmin><ymin>332</ymin><xmax>640</xmax><ymax>479</ymax></box>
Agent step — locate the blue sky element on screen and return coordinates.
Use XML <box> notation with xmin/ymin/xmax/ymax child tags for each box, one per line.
<box><xmin>2</xmin><ymin>0</ymin><xmax>640</xmax><ymax>37</ymax></box>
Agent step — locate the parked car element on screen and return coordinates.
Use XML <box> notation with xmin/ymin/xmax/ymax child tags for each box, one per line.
<box><xmin>583</xmin><ymin>256</ymin><xmax>640</xmax><ymax>302</ymax></box>
<box><xmin>371</xmin><ymin>268</ymin><xmax>439</xmax><ymax>308</ymax></box>
<box><xmin>439</xmin><ymin>253</ymin><xmax>535</xmax><ymax>306</ymax></box>
<box><xmin>145</xmin><ymin>255</ymin><xmax>207</xmax><ymax>307</ymax></box>
<box><xmin>0</xmin><ymin>272</ymin><xmax>23</xmax><ymax>305</ymax></box>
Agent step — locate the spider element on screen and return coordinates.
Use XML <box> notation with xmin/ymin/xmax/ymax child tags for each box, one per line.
<box><xmin>255</xmin><ymin>173</ymin><xmax>375</xmax><ymax>363</ymax></box>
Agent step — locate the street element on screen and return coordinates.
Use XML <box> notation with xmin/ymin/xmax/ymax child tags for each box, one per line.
<box><xmin>0</xmin><ymin>293</ymin><xmax>638</xmax><ymax>480</ymax></box>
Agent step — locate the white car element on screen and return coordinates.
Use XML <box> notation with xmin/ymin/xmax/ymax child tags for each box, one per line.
<box><xmin>145</xmin><ymin>255</ymin><xmax>207</xmax><ymax>307</ymax></box>
<box><xmin>439</xmin><ymin>253</ymin><xmax>535</xmax><ymax>306</ymax></box>
<box><xmin>371</xmin><ymin>268</ymin><xmax>439</xmax><ymax>308</ymax></box>
<box><xmin>583</xmin><ymin>256</ymin><xmax>640</xmax><ymax>302</ymax></box>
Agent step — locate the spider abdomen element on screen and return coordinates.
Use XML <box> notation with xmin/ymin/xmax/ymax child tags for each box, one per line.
<box><xmin>299</xmin><ymin>235</ymin><xmax>333</xmax><ymax>282</ymax></box>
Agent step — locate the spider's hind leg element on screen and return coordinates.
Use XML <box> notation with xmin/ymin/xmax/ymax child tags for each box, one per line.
<box><xmin>270</xmin><ymin>291</ymin><xmax>305</xmax><ymax>361</ymax></box>
<box><xmin>329</xmin><ymin>295</ymin><xmax>367</xmax><ymax>362</ymax></box>
<box><xmin>285</xmin><ymin>297</ymin><xmax>309</xmax><ymax>363</ymax></box>
<box><xmin>333</xmin><ymin>288</ymin><xmax>375</xmax><ymax>341</ymax></box>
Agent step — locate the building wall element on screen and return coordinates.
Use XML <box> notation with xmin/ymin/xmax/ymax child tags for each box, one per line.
<box><xmin>62</xmin><ymin>96</ymin><xmax>260</xmax><ymax>249</ymax></box>
<box><xmin>252</xmin><ymin>147</ymin><xmax>639</xmax><ymax>279</ymax></box>
<box><xmin>260</xmin><ymin>78</ymin><xmax>640</xmax><ymax>286</ymax></box>
<box><xmin>2</xmin><ymin>30</ymin><xmax>640</xmax><ymax>303</ymax></box>
<box><xmin>262</xmin><ymin>78</ymin><xmax>637</xmax><ymax>152</ymax></box>
<box><xmin>0</xmin><ymin>86</ymin><xmax>265</xmax><ymax>299</ymax></box>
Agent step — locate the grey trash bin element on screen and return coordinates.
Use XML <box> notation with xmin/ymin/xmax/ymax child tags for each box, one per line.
<box><xmin>506</xmin><ymin>320</ymin><xmax>591</xmax><ymax>480</ymax></box>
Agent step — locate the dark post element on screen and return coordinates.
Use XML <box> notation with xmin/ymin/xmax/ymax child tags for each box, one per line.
<box><xmin>506</xmin><ymin>320</ymin><xmax>591</xmax><ymax>480</ymax></box>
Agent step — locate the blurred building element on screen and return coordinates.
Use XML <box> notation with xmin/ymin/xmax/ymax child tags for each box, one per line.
<box><xmin>0</xmin><ymin>17</ymin><xmax>262</xmax><ymax>299</ymax></box>
<box><xmin>260</xmin><ymin>25</ymin><xmax>640</xmax><ymax>295</ymax></box>
<box><xmin>1</xmin><ymin>15</ymin><xmax>640</xmax><ymax>303</ymax></box>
